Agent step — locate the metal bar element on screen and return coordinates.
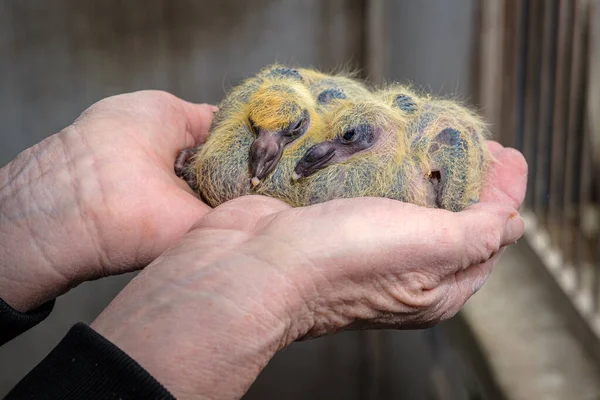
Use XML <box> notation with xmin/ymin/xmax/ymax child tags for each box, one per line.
<box><xmin>562</xmin><ymin>0</ymin><xmax>590</xmax><ymax>278</ymax></box>
<box><xmin>587</xmin><ymin>0</ymin><xmax>600</xmax><ymax>314</ymax></box>
<box><xmin>498</xmin><ymin>0</ymin><xmax>526</xmax><ymax>148</ymax></box>
<box><xmin>589</xmin><ymin>0</ymin><xmax>600</xmax><ymax>165</ymax></box>
<box><xmin>574</xmin><ymin>5</ymin><xmax>592</xmax><ymax>293</ymax></box>
<box><xmin>576</xmin><ymin>0</ymin><xmax>594</xmax><ymax>301</ymax></box>
<box><xmin>474</xmin><ymin>0</ymin><xmax>506</xmax><ymax>132</ymax></box>
<box><xmin>577</xmin><ymin>0</ymin><xmax>594</xmax><ymax>300</ymax></box>
<box><xmin>521</xmin><ymin>0</ymin><xmax>544</xmax><ymax>210</ymax></box>
<box><xmin>547</xmin><ymin>0</ymin><xmax>575</xmax><ymax>247</ymax></box>
<box><xmin>580</xmin><ymin>117</ymin><xmax>595</xmax><ymax>312</ymax></box>
<box><xmin>513</xmin><ymin>0</ymin><xmax>530</xmax><ymax>153</ymax></box>
<box><xmin>469</xmin><ymin>0</ymin><xmax>483</xmax><ymax>111</ymax></box>
<box><xmin>363</xmin><ymin>0</ymin><xmax>388</xmax><ymax>85</ymax></box>
<box><xmin>533</xmin><ymin>0</ymin><xmax>559</xmax><ymax>227</ymax></box>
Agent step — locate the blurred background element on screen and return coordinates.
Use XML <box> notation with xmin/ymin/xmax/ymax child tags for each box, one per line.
<box><xmin>0</xmin><ymin>0</ymin><xmax>599</xmax><ymax>399</ymax></box>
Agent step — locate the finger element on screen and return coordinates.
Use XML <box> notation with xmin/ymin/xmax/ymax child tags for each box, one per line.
<box><xmin>281</xmin><ymin>198</ymin><xmax>521</xmax><ymax>282</ymax></box>
<box><xmin>460</xmin><ymin>202</ymin><xmax>522</xmax><ymax>263</ymax></box>
<box><xmin>485</xmin><ymin>140</ymin><xmax>504</xmax><ymax>154</ymax></box>
<box><xmin>430</xmin><ymin>202</ymin><xmax>522</xmax><ymax>276</ymax></box>
<box><xmin>431</xmin><ymin>250</ymin><xmax>504</xmax><ymax>323</ymax></box>
<box><xmin>82</xmin><ymin>90</ymin><xmax>218</xmax><ymax>157</ymax></box>
<box><xmin>479</xmin><ymin>146</ymin><xmax>528</xmax><ymax>209</ymax></box>
<box><xmin>455</xmin><ymin>248</ymin><xmax>504</xmax><ymax>295</ymax></box>
<box><xmin>133</xmin><ymin>91</ymin><xmax>217</xmax><ymax>153</ymax></box>
<box><xmin>323</xmin><ymin>249</ymin><xmax>507</xmax><ymax>333</ymax></box>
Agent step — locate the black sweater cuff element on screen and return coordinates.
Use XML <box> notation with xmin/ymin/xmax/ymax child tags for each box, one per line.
<box><xmin>0</xmin><ymin>297</ymin><xmax>55</xmax><ymax>345</ymax></box>
<box><xmin>5</xmin><ymin>322</ymin><xmax>175</xmax><ymax>399</ymax></box>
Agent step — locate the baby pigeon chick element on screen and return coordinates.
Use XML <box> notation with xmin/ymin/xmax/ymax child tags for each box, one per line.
<box><xmin>245</xmin><ymin>76</ymin><xmax>314</xmax><ymax>186</ymax></box>
<box><xmin>287</xmin><ymin>98</ymin><xmax>435</xmax><ymax>207</ymax></box>
<box><xmin>293</xmin><ymin>94</ymin><xmax>490</xmax><ymax>211</ymax></box>
<box><xmin>378</xmin><ymin>85</ymin><xmax>490</xmax><ymax>210</ymax></box>
<box><xmin>406</xmin><ymin>98</ymin><xmax>490</xmax><ymax>211</ymax></box>
<box><xmin>175</xmin><ymin>64</ymin><xmax>317</xmax><ymax>192</ymax></box>
<box><xmin>180</xmin><ymin>65</ymin><xmax>322</xmax><ymax>206</ymax></box>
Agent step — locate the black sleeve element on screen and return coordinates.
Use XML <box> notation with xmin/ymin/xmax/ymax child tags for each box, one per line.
<box><xmin>0</xmin><ymin>298</ymin><xmax>55</xmax><ymax>345</ymax></box>
<box><xmin>1</xmin><ymin>299</ymin><xmax>176</xmax><ymax>399</ymax></box>
<box><xmin>5</xmin><ymin>323</ymin><xmax>175</xmax><ymax>399</ymax></box>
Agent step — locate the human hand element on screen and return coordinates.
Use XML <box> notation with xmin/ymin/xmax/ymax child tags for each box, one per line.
<box><xmin>91</xmin><ymin>141</ymin><xmax>527</xmax><ymax>399</ymax></box>
<box><xmin>0</xmin><ymin>91</ymin><xmax>216</xmax><ymax>312</ymax></box>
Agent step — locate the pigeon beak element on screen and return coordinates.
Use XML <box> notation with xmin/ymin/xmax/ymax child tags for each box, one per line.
<box><xmin>249</xmin><ymin>129</ymin><xmax>284</xmax><ymax>185</ymax></box>
<box><xmin>293</xmin><ymin>142</ymin><xmax>337</xmax><ymax>180</ymax></box>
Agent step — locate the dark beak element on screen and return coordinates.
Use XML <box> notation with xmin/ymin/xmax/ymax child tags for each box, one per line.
<box><xmin>249</xmin><ymin>129</ymin><xmax>284</xmax><ymax>186</ymax></box>
<box><xmin>293</xmin><ymin>142</ymin><xmax>337</xmax><ymax>180</ymax></box>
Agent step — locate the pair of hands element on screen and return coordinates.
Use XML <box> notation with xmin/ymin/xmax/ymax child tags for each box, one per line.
<box><xmin>0</xmin><ymin>91</ymin><xmax>526</xmax><ymax>398</ymax></box>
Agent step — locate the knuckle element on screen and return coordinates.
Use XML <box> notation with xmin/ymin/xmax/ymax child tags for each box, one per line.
<box><xmin>480</xmin><ymin>218</ymin><xmax>503</xmax><ymax>255</ymax></box>
<box><xmin>462</xmin><ymin>210</ymin><xmax>504</xmax><ymax>265</ymax></box>
<box><xmin>485</xmin><ymin>227</ymin><xmax>503</xmax><ymax>253</ymax></box>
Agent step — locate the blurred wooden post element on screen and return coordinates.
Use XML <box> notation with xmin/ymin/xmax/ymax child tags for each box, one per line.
<box><xmin>522</xmin><ymin>0</ymin><xmax>545</xmax><ymax>211</ymax></box>
<box><xmin>588</xmin><ymin>0</ymin><xmax>600</xmax><ymax>313</ymax></box>
<box><xmin>562</xmin><ymin>0</ymin><xmax>591</xmax><ymax>280</ymax></box>
<box><xmin>589</xmin><ymin>1</ymin><xmax>600</xmax><ymax>163</ymax></box>
<box><xmin>548</xmin><ymin>0</ymin><xmax>575</xmax><ymax>247</ymax></box>
<box><xmin>363</xmin><ymin>0</ymin><xmax>389</xmax><ymax>84</ymax></box>
<box><xmin>533</xmin><ymin>0</ymin><xmax>558</xmax><ymax>226</ymax></box>
<box><xmin>472</xmin><ymin>0</ymin><xmax>505</xmax><ymax>136</ymax></box>
<box><xmin>500</xmin><ymin>0</ymin><xmax>527</xmax><ymax>150</ymax></box>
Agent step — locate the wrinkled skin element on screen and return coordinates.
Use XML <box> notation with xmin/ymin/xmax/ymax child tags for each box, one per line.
<box><xmin>0</xmin><ymin>91</ymin><xmax>216</xmax><ymax>312</ymax></box>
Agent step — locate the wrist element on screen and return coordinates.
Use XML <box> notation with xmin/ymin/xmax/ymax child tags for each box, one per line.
<box><xmin>90</xmin><ymin>229</ymin><xmax>313</xmax><ymax>399</ymax></box>
<box><xmin>0</xmin><ymin>129</ymin><xmax>100</xmax><ymax>311</ymax></box>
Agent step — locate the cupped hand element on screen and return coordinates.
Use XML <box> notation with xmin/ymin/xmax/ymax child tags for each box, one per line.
<box><xmin>0</xmin><ymin>91</ymin><xmax>216</xmax><ymax>311</ymax></box>
<box><xmin>192</xmin><ymin>141</ymin><xmax>527</xmax><ymax>333</ymax></box>
<box><xmin>91</xmin><ymin>141</ymin><xmax>527</xmax><ymax>399</ymax></box>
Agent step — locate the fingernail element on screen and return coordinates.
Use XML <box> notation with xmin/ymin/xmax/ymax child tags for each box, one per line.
<box><xmin>210</xmin><ymin>105</ymin><xmax>219</xmax><ymax>113</ymax></box>
<box><xmin>504</xmin><ymin>213</ymin><xmax>524</xmax><ymax>245</ymax></box>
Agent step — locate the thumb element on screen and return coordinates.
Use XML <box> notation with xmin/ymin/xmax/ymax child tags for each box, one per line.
<box><xmin>424</xmin><ymin>201</ymin><xmax>523</xmax><ymax>279</ymax></box>
<box><xmin>179</xmin><ymin>101</ymin><xmax>219</xmax><ymax>145</ymax></box>
<box><xmin>451</xmin><ymin>201</ymin><xmax>523</xmax><ymax>271</ymax></box>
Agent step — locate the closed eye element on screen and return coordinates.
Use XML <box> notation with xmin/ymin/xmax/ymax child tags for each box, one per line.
<box><xmin>292</xmin><ymin>119</ymin><xmax>303</xmax><ymax>131</ymax></box>
<box><xmin>248</xmin><ymin>118</ymin><xmax>258</xmax><ymax>133</ymax></box>
<box><xmin>284</xmin><ymin>110</ymin><xmax>310</xmax><ymax>137</ymax></box>
<box><xmin>283</xmin><ymin>118</ymin><xmax>304</xmax><ymax>137</ymax></box>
